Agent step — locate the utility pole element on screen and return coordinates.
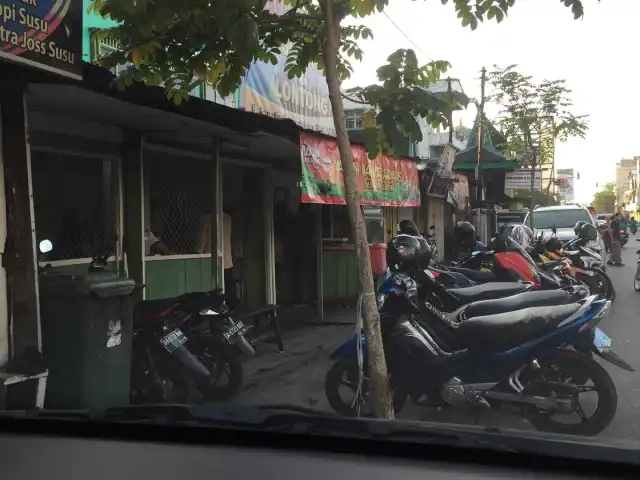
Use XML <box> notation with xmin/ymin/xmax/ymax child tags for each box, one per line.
<box><xmin>475</xmin><ymin>67</ymin><xmax>486</xmax><ymax>204</ymax></box>
<box><xmin>447</xmin><ymin>77</ymin><xmax>454</xmax><ymax>144</ymax></box>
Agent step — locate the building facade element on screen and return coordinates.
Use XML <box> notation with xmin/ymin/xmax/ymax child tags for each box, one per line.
<box><xmin>615</xmin><ymin>158</ymin><xmax>638</xmax><ymax>209</ymax></box>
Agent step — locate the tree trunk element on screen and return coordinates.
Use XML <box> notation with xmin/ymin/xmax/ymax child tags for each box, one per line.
<box><xmin>320</xmin><ymin>0</ymin><xmax>394</xmax><ymax>419</ymax></box>
<box><xmin>529</xmin><ymin>159</ymin><xmax>536</xmax><ymax>229</ymax></box>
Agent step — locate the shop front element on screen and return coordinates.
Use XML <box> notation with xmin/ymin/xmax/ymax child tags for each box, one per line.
<box><xmin>296</xmin><ymin>132</ymin><xmax>422</xmax><ymax>315</ymax></box>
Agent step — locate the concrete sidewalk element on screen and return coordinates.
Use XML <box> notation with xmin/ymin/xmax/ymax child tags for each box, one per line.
<box><xmin>233</xmin><ymin>310</ymin><xmax>532</xmax><ymax>432</ymax></box>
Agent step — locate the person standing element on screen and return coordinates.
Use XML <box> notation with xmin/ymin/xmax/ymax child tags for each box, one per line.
<box><xmin>608</xmin><ymin>212</ymin><xmax>624</xmax><ymax>267</ymax></box>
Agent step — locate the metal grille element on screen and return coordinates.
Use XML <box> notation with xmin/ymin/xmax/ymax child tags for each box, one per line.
<box><xmin>31</xmin><ymin>151</ymin><xmax>119</xmax><ymax>261</ymax></box>
<box><xmin>145</xmin><ymin>154</ymin><xmax>211</xmax><ymax>255</ymax></box>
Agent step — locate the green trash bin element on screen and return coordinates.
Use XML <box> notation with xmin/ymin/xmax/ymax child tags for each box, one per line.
<box><xmin>38</xmin><ymin>271</ymin><xmax>136</xmax><ymax>410</ymax></box>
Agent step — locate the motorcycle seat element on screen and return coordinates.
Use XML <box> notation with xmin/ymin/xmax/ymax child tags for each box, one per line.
<box><xmin>457</xmin><ymin>303</ymin><xmax>582</xmax><ymax>352</ymax></box>
<box><xmin>460</xmin><ymin>289</ymin><xmax>571</xmax><ymax>319</ymax></box>
<box><xmin>448</xmin><ymin>282</ymin><xmax>529</xmax><ymax>304</ymax></box>
<box><xmin>446</xmin><ymin>266</ymin><xmax>496</xmax><ymax>283</ymax></box>
<box><xmin>133</xmin><ymin>298</ymin><xmax>181</xmax><ymax>329</ymax></box>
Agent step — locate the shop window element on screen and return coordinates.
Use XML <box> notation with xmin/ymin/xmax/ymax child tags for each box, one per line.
<box><xmin>144</xmin><ymin>153</ymin><xmax>211</xmax><ymax>256</ymax></box>
<box><xmin>31</xmin><ymin>151</ymin><xmax>118</xmax><ymax>262</ymax></box>
<box><xmin>321</xmin><ymin>205</ymin><xmax>351</xmax><ymax>240</ymax></box>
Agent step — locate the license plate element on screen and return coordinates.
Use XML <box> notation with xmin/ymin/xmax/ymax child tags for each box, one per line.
<box><xmin>160</xmin><ymin>328</ymin><xmax>188</xmax><ymax>353</ymax></box>
<box><xmin>593</xmin><ymin>327</ymin><xmax>612</xmax><ymax>350</ymax></box>
<box><xmin>223</xmin><ymin>321</ymin><xmax>247</xmax><ymax>344</ymax></box>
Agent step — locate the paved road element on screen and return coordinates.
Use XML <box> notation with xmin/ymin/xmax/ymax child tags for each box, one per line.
<box><xmin>236</xmin><ymin>246</ymin><xmax>640</xmax><ymax>442</ymax></box>
<box><xmin>596</xmin><ymin>242</ymin><xmax>640</xmax><ymax>441</ymax></box>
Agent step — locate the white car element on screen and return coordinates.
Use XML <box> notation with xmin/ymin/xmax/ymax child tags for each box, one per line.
<box><xmin>523</xmin><ymin>205</ymin><xmax>606</xmax><ymax>259</ymax></box>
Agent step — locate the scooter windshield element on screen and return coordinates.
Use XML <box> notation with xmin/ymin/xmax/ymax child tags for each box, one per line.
<box><xmin>505</xmin><ymin>236</ymin><xmax>538</xmax><ymax>271</ymax></box>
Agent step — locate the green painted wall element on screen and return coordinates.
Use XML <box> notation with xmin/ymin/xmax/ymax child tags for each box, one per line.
<box><xmin>144</xmin><ymin>258</ymin><xmax>215</xmax><ymax>300</ymax></box>
<box><xmin>82</xmin><ymin>1</ymin><xmax>119</xmax><ymax>62</ymax></box>
<box><xmin>322</xmin><ymin>249</ymin><xmax>358</xmax><ymax>300</ymax></box>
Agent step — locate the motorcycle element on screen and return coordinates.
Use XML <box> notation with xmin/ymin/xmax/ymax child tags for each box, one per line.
<box><xmin>620</xmin><ymin>228</ymin><xmax>629</xmax><ymax>247</ymax></box>
<box><xmin>548</xmin><ymin>247</ymin><xmax>615</xmax><ymax>302</ymax></box>
<box><xmin>325</xmin><ymin>273</ymin><xmax>633</xmax><ymax>436</ymax></box>
<box><xmin>437</xmin><ymin>233</ymin><xmax>588</xmax><ymax>300</ymax></box>
<box><xmin>130</xmin><ymin>289</ymin><xmax>255</xmax><ymax>405</ymax></box>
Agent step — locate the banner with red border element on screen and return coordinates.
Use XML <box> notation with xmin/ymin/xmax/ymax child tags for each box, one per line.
<box><xmin>299</xmin><ymin>132</ymin><xmax>421</xmax><ymax>207</ymax></box>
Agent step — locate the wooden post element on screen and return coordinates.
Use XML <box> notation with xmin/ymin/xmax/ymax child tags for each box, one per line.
<box><xmin>211</xmin><ymin>136</ymin><xmax>222</xmax><ymax>290</ymax></box>
<box><xmin>316</xmin><ymin>209</ymin><xmax>324</xmax><ymax>322</ymax></box>
<box><xmin>121</xmin><ymin>134</ymin><xmax>145</xmax><ymax>302</ymax></box>
<box><xmin>1</xmin><ymin>85</ymin><xmax>41</xmax><ymax>357</ymax></box>
<box><xmin>475</xmin><ymin>68</ymin><xmax>487</xmax><ymax>204</ymax></box>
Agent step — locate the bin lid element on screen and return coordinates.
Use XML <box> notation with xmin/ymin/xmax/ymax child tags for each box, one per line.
<box><xmin>39</xmin><ymin>272</ymin><xmax>136</xmax><ymax>298</ymax></box>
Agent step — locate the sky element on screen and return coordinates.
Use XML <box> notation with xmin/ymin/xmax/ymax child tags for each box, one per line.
<box><xmin>342</xmin><ymin>0</ymin><xmax>639</xmax><ymax>203</ymax></box>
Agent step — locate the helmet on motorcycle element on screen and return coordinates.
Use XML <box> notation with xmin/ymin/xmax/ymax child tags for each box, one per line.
<box><xmin>398</xmin><ymin>219</ymin><xmax>420</xmax><ymax>236</ymax></box>
<box><xmin>386</xmin><ymin>234</ymin><xmax>425</xmax><ymax>273</ymax></box>
<box><xmin>573</xmin><ymin>220</ymin><xmax>588</xmax><ymax>236</ymax></box>
<box><xmin>453</xmin><ymin>221</ymin><xmax>476</xmax><ymax>247</ymax></box>
<box><xmin>546</xmin><ymin>236</ymin><xmax>563</xmax><ymax>253</ymax></box>
<box><xmin>509</xmin><ymin>224</ymin><xmax>534</xmax><ymax>249</ymax></box>
<box><xmin>575</xmin><ymin>222</ymin><xmax>598</xmax><ymax>241</ymax></box>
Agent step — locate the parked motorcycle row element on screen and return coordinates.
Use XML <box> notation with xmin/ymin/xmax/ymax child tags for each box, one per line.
<box><xmin>38</xmin><ymin>239</ymin><xmax>255</xmax><ymax>406</ymax></box>
<box><xmin>325</xmin><ymin>221</ymin><xmax>633</xmax><ymax>436</ymax></box>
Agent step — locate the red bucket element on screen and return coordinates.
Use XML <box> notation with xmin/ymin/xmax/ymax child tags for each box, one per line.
<box><xmin>369</xmin><ymin>243</ymin><xmax>387</xmax><ymax>275</ymax></box>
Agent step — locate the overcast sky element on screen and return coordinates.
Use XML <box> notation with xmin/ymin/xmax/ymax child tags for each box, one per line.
<box><xmin>342</xmin><ymin>0</ymin><xmax>637</xmax><ymax>203</ymax></box>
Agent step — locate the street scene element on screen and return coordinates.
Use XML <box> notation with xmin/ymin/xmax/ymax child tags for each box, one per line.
<box><xmin>4</xmin><ymin>1</ymin><xmax>640</xmax><ymax>474</ymax></box>
<box><xmin>234</xmin><ymin>243</ymin><xmax>640</xmax><ymax>441</ymax></box>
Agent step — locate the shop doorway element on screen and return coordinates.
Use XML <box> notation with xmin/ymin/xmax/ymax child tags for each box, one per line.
<box><xmin>221</xmin><ymin>165</ymin><xmax>268</xmax><ymax>312</ymax></box>
<box><xmin>273</xmin><ymin>175</ymin><xmax>319</xmax><ymax>309</ymax></box>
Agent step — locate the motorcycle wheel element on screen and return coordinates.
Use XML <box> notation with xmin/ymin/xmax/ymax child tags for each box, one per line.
<box><xmin>193</xmin><ymin>344</ymin><xmax>244</xmax><ymax>402</ymax></box>
<box><xmin>576</xmin><ymin>270</ymin><xmax>615</xmax><ymax>302</ymax></box>
<box><xmin>325</xmin><ymin>357</ymin><xmax>407</xmax><ymax>417</ymax></box>
<box><xmin>634</xmin><ymin>265</ymin><xmax>640</xmax><ymax>292</ymax></box>
<box><xmin>523</xmin><ymin>350</ymin><xmax>617</xmax><ymax>436</ymax></box>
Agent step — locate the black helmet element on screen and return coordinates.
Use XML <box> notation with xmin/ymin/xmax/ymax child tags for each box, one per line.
<box><xmin>398</xmin><ymin>219</ymin><xmax>419</xmax><ymax>236</ymax></box>
<box><xmin>575</xmin><ymin>222</ymin><xmax>598</xmax><ymax>241</ymax></box>
<box><xmin>454</xmin><ymin>220</ymin><xmax>476</xmax><ymax>246</ymax></box>
<box><xmin>574</xmin><ymin>221</ymin><xmax>588</xmax><ymax>235</ymax></box>
<box><xmin>387</xmin><ymin>234</ymin><xmax>425</xmax><ymax>273</ymax></box>
<box><xmin>546</xmin><ymin>236</ymin><xmax>563</xmax><ymax>253</ymax></box>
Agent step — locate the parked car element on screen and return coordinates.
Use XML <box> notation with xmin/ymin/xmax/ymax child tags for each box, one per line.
<box><xmin>523</xmin><ymin>205</ymin><xmax>606</xmax><ymax>255</ymax></box>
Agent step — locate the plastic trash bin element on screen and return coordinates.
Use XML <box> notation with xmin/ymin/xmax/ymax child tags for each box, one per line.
<box><xmin>38</xmin><ymin>271</ymin><xmax>136</xmax><ymax>410</ymax></box>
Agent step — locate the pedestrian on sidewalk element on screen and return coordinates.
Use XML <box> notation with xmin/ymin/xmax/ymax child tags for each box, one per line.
<box><xmin>608</xmin><ymin>212</ymin><xmax>624</xmax><ymax>267</ymax></box>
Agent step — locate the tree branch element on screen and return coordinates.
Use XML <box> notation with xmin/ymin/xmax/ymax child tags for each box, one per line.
<box><xmin>340</xmin><ymin>91</ymin><xmax>368</xmax><ymax>105</ymax></box>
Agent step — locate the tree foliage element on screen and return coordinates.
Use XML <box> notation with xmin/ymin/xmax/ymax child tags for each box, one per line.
<box><xmin>511</xmin><ymin>188</ymin><xmax>559</xmax><ymax>207</ymax></box>
<box><xmin>88</xmin><ymin>0</ymin><xmax>596</xmax><ymax>419</ymax></box>
<box><xmin>487</xmin><ymin>65</ymin><xmax>589</xmax><ymax>169</ymax></box>
<box><xmin>88</xmin><ymin>0</ymin><xmax>592</xmax><ymax>158</ymax></box>
<box><xmin>592</xmin><ymin>182</ymin><xmax>616</xmax><ymax>213</ymax></box>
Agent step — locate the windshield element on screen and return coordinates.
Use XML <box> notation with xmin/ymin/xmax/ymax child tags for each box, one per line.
<box><xmin>7</xmin><ymin>0</ymin><xmax>640</xmax><ymax>466</ymax></box>
<box><xmin>527</xmin><ymin>209</ymin><xmax>592</xmax><ymax>229</ymax></box>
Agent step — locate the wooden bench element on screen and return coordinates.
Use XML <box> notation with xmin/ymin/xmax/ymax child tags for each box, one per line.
<box><xmin>236</xmin><ymin>304</ymin><xmax>283</xmax><ymax>353</ymax></box>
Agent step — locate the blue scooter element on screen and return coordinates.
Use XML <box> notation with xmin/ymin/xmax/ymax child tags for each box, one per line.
<box><xmin>325</xmin><ymin>276</ymin><xmax>632</xmax><ymax>436</ymax></box>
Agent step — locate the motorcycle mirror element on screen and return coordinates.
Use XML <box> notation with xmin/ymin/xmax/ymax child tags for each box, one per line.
<box><xmin>39</xmin><ymin>239</ymin><xmax>53</xmax><ymax>254</ymax></box>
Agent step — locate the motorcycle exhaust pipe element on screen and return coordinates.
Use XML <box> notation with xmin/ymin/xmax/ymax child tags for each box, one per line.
<box><xmin>172</xmin><ymin>345</ymin><xmax>212</xmax><ymax>377</ymax></box>
<box><xmin>236</xmin><ymin>334</ymin><xmax>256</xmax><ymax>357</ymax></box>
